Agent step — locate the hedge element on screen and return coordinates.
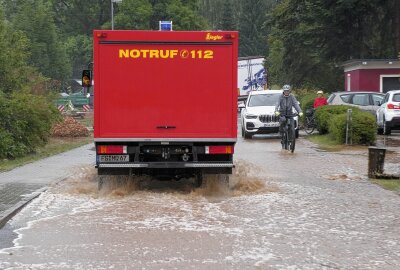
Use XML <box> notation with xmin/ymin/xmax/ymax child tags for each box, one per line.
<box><xmin>315</xmin><ymin>105</ymin><xmax>361</xmax><ymax>134</ymax></box>
<box><xmin>0</xmin><ymin>91</ymin><xmax>60</xmax><ymax>159</ymax></box>
<box><xmin>299</xmin><ymin>93</ymin><xmax>316</xmax><ymax>112</ymax></box>
<box><xmin>328</xmin><ymin>111</ymin><xmax>376</xmax><ymax>145</ymax></box>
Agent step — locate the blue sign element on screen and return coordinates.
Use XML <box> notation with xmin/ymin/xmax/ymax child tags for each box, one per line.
<box><xmin>159</xmin><ymin>21</ymin><xmax>172</xmax><ymax>31</ymax></box>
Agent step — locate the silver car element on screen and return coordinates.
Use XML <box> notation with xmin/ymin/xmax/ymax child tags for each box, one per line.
<box><xmin>327</xmin><ymin>91</ymin><xmax>385</xmax><ymax>114</ymax></box>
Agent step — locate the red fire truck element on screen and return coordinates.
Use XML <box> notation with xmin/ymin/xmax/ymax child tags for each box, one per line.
<box><xmin>93</xmin><ymin>30</ymin><xmax>238</xmax><ymax>188</ymax></box>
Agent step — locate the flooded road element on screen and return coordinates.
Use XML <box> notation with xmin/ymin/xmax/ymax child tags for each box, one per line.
<box><xmin>1</xmin><ymin>134</ymin><xmax>400</xmax><ymax>269</ymax></box>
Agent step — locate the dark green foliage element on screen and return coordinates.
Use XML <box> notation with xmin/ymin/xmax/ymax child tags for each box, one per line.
<box><xmin>328</xmin><ymin>111</ymin><xmax>376</xmax><ymax>145</ymax></box>
<box><xmin>299</xmin><ymin>93</ymin><xmax>316</xmax><ymax>112</ymax></box>
<box><xmin>239</xmin><ymin>0</ymin><xmax>268</xmax><ymax>57</ymax></box>
<box><xmin>11</xmin><ymin>0</ymin><xmax>71</xmax><ymax>82</ymax></box>
<box><xmin>0</xmin><ymin>92</ymin><xmax>61</xmax><ymax>159</ymax></box>
<box><xmin>315</xmin><ymin>105</ymin><xmax>360</xmax><ymax>135</ymax></box>
<box><xmin>114</xmin><ymin>0</ymin><xmax>207</xmax><ymax>31</ymax></box>
<box><xmin>219</xmin><ymin>0</ymin><xmax>236</xmax><ymax>30</ymax></box>
<box><xmin>267</xmin><ymin>0</ymin><xmax>400</xmax><ymax>90</ymax></box>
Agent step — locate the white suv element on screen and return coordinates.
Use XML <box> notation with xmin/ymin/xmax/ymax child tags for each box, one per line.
<box><xmin>376</xmin><ymin>90</ymin><xmax>400</xmax><ymax>135</ymax></box>
<box><xmin>240</xmin><ymin>90</ymin><xmax>299</xmax><ymax>139</ymax></box>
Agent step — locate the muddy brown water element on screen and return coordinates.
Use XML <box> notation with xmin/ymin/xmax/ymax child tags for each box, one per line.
<box><xmin>58</xmin><ymin>161</ymin><xmax>278</xmax><ymax>199</ymax></box>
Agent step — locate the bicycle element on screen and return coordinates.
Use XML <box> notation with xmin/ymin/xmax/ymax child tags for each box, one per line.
<box><xmin>280</xmin><ymin>114</ymin><xmax>297</xmax><ymax>153</ymax></box>
<box><xmin>304</xmin><ymin>108</ymin><xmax>316</xmax><ymax>134</ymax></box>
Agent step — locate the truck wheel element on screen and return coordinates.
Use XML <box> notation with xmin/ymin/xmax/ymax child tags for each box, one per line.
<box><xmin>194</xmin><ymin>174</ymin><xmax>203</xmax><ymax>188</ymax></box>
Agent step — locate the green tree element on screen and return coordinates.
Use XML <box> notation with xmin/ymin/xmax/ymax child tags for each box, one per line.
<box><xmin>12</xmin><ymin>0</ymin><xmax>71</xmax><ymax>82</ymax></box>
<box><xmin>219</xmin><ymin>0</ymin><xmax>236</xmax><ymax>30</ymax></box>
<box><xmin>239</xmin><ymin>0</ymin><xmax>268</xmax><ymax>57</ymax></box>
<box><xmin>114</xmin><ymin>0</ymin><xmax>207</xmax><ymax>30</ymax></box>
<box><xmin>114</xmin><ymin>0</ymin><xmax>152</xmax><ymax>30</ymax></box>
<box><xmin>0</xmin><ymin>8</ymin><xmax>41</xmax><ymax>93</ymax></box>
<box><xmin>51</xmin><ymin>0</ymin><xmax>111</xmax><ymax>36</ymax></box>
<box><xmin>198</xmin><ymin>0</ymin><xmax>241</xmax><ymax>30</ymax></box>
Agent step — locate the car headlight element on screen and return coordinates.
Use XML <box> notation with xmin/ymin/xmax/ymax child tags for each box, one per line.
<box><xmin>245</xmin><ymin>114</ymin><xmax>258</xmax><ymax>119</ymax></box>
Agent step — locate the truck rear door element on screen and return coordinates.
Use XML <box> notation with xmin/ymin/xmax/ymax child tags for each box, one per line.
<box><xmin>94</xmin><ymin>31</ymin><xmax>238</xmax><ymax>140</ymax></box>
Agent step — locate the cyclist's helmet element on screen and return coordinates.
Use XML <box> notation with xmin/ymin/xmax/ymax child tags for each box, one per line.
<box><xmin>317</xmin><ymin>90</ymin><xmax>323</xmax><ymax>95</ymax></box>
<box><xmin>282</xmin><ymin>84</ymin><xmax>291</xmax><ymax>96</ymax></box>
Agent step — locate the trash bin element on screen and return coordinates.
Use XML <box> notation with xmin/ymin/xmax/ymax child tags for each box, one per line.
<box><xmin>368</xmin><ymin>147</ymin><xmax>386</xmax><ymax>178</ymax></box>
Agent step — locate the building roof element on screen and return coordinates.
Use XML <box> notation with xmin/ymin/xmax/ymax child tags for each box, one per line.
<box><xmin>342</xmin><ymin>59</ymin><xmax>400</xmax><ymax>72</ymax></box>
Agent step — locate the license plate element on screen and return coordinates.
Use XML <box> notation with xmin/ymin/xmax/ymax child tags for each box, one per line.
<box><xmin>99</xmin><ymin>155</ymin><xmax>129</xmax><ymax>163</ymax></box>
<box><xmin>264</xmin><ymin>123</ymin><xmax>279</xmax><ymax>127</ymax></box>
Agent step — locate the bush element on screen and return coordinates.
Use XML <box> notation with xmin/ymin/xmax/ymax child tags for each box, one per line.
<box><xmin>315</xmin><ymin>105</ymin><xmax>360</xmax><ymax>134</ymax></box>
<box><xmin>293</xmin><ymin>88</ymin><xmax>325</xmax><ymax>109</ymax></box>
<box><xmin>299</xmin><ymin>93</ymin><xmax>316</xmax><ymax>111</ymax></box>
<box><xmin>0</xmin><ymin>91</ymin><xmax>61</xmax><ymax>159</ymax></box>
<box><xmin>328</xmin><ymin>111</ymin><xmax>376</xmax><ymax>145</ymax></box>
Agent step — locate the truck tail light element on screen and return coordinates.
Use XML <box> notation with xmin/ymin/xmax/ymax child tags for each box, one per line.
<box><xmin>97</xmin><ymin>145</ymin><xmax>127</xmax><ymax>154</ymax></box>
<box><xmin>387</xmin><ymin>103</ymin><xmax>400</xmax><ymax>110</ymax></box>
<box><xmin>205</xmin><ymin>146</ymin><xmax>234</xmax><ymax>154</ymax></box>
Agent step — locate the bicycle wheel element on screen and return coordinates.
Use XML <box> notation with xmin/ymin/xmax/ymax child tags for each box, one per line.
<box><xmin>304</xmin><ymin>117</ymin><xmax>315</xmax><ymax>134</ymax></box>
<box><xmin>281</xmin><ymin>130</ymin><xmax>288</xmax><ymax>150</ymax></box>
<box><xmin>289</xmin><ymin>124</ymin><xmax>296</xmax><ymax>153</ymax></box>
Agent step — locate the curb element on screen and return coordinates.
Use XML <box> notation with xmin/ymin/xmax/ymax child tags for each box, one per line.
<box><xmin>0</xmin><ymin>187</ymin><xmax>47</xmax><ymax>230</ymax></box>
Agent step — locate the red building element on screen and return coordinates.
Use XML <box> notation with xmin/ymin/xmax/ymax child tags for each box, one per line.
<box><xmin>342</xmin><ymin>59</ymin><xmax>400</xmax><ymax>93</ymax></box>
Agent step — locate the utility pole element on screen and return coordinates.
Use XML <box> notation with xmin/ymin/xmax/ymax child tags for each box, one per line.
<box><xmin>111</xmin><ymin>0</ymin><xmax>122</xmax><ymax>30</ymax></box>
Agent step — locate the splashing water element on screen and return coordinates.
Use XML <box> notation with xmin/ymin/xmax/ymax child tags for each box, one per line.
<box><xmin>54</xmin><ymin>160</ymin><xmax>278</xmax><ymax>199</ymax></box>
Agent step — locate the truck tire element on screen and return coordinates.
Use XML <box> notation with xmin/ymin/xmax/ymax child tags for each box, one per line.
<box><xmin>194</xmin><ymin>174</ymin><xmax>203</xmax><ymax>188</ymax></box>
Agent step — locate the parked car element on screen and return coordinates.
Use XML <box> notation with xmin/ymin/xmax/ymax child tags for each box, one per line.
<box><xmin>240</xmin><ymin>90</ymin><xmax>299</xmax><ymax>139</ymax></box>
<box><xmin>376</xmin><ymin>90</ymin><xmax>400</xmax><ymax>135</ymax></box>
<box><xmin>327</xmin><ymin>91</ymin><xmax>385</xmax><ymax>114</ymax></box>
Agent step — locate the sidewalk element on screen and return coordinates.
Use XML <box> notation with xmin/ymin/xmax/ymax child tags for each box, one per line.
<box><xmin>0</xmin><ymin>144</ymin><xmax>94</xmax><ymax>227</ymax></box>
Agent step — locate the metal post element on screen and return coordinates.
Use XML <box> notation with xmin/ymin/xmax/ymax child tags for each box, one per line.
<box><xmin>111</xmin><ymin>0</ymin><xmax>114</xmax><ymax>30</ymax></box>
<box><xmin>346</xmin><ymin>109</ymin><xmax>352</xmax><ymax>145</ymax></box>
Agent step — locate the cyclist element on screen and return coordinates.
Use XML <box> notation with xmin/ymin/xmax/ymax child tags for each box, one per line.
<box><xmin>313</xmin><ymin>90</ymin><xmax>328</xmax><ymax>108</ymax></box>
<box><xmin>275</xmin><ymin>85</ymin><xmax>303</xmax><ymax>143</ymax></box>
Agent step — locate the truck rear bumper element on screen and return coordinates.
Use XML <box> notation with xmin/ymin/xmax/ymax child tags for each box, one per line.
<box><xmin>97</xmin><ymin>162</ymin><xmax>234</xmax><ymax>168</ymax></box>
<box><xmin>97</xmin><ymin>164</ymin><xmax>233</xmax><ymax>176</ymax></box>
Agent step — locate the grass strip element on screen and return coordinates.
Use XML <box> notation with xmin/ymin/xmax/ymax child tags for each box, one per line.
<box><xmin>371</xmin><ymin>179</ymin><xmax>400</xmax><ymax>193</ymax></box>
<box><xmin>0</xmin><ymin>136</ymin><xmax>93</xmax><ymax>172</ymax></box>
<box><xmin>306</xmin><ymin>134</ymin><xmax>344</xmax><ymax>151</ymax></box>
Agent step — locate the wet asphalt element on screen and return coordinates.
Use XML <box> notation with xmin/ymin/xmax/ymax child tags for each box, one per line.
<box><xmin>0</xmin><ymin>122</ymin><xmax>399</xmax><ymax>269</ymax></box>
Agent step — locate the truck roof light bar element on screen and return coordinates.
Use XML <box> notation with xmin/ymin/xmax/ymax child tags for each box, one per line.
<box><xmin>96</xmin><ymin>32</ymin><xmax>107</xmax><ymax>38</ymax></box>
